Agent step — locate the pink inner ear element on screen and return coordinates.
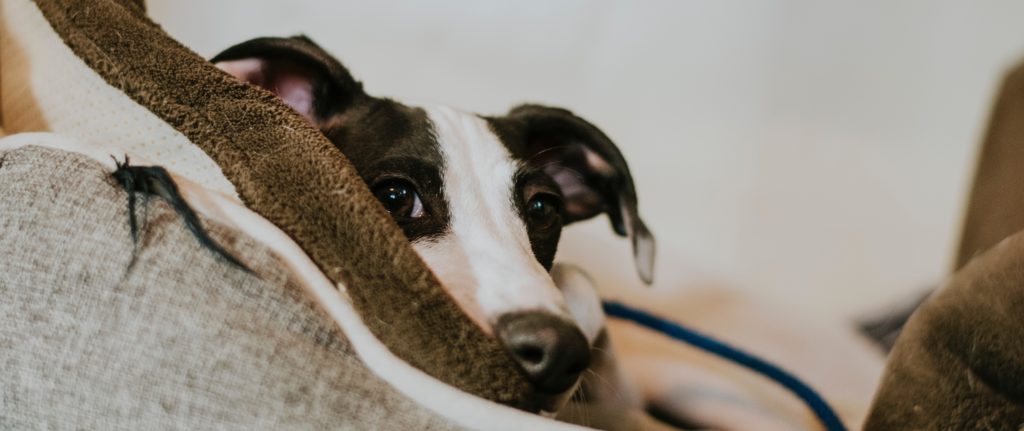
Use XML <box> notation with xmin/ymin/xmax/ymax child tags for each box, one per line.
<box><xmin>549</xmin><ymin>167</ymin><xmax>599</xmax><ymax>216</ymax></box>
<box><xmin>215</xmin><ymin>58</ymin><xmax>266</xmax><ymax>86</ymax></box>
<box><xmin>583</xmin><ymin>146</ymin><xmax>616</xmax><ymax>176</ymax></box>
<box><xmin>215</xmin><ymin>58</ymin><xmax>317</xmax><ymax>124</ymax></box>
<box><xmin>539</xmin><ymin>144</ymin><xmax>613</xmax><ymax>221</ymax></box>
<box><xmin>272</xmin><ymin>73</ymin><xmax>316</xmax><ymax>121</ymax></box>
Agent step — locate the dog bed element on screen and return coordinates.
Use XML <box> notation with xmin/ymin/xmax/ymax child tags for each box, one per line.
<box><xmin>4</xmin><ymin>0</ymin><xmax>1024</xmax><ymax>429</ymax></box>
<box><xmin>0</xmin><ymin>0</ymin><xmax>584</xmax><ymax>429</ymax></box>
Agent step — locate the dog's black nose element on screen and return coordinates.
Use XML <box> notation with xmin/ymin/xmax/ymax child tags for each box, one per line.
<box><xmin>495</xmin><ymin>312</ymin><xmax>591</xmax><ymax>394</ymax></box>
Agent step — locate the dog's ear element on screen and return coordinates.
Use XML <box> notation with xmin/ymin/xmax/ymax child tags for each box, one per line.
<box><xmin>211</xmin><ymin>35</ymin><xmax>365</xmax><ymax>127</ymax></box>
<box><xmin>500</xmin><ymin>104</ymin><xmax>655</xmax><ymax>284</ymax></box>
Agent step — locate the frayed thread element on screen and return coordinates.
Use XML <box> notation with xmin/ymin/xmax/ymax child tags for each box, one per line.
<box><xmin>112</xmin><ymin>156</ymin><xmax>251</xmax><ymax>273</ymax></box>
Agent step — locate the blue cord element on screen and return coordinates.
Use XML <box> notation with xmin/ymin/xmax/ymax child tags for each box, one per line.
<box><xmin>602</xmin><ymin>300</ymin><xmax>848</xmax><ymax>431</ymax></box>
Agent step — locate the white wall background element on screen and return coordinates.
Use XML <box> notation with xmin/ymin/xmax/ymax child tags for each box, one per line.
<box><xmin>149</xmin><ymin>1</ymin><xmax>1024</xmax><ymax>318</ymax></box>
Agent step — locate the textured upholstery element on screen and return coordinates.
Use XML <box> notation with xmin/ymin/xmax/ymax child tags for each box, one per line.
<box><xmin>0</xmin><ymin>144</ymin><xmax>464</xmax><ymax>430</ymax></box>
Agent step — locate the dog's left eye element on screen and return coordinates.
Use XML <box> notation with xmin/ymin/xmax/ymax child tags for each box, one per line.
<box><xmin>372</xmin><ymin>179</ymin><xmax>426</xmax><ymax>220</ymax></box>
<box><xmin>525</xmin><ymin>193</ymin><xmax>563</xmax><ymax>231</ymax></box>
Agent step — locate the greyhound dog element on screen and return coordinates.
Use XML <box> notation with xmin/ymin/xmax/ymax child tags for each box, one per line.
<box><xmin>212</xmin><ymin>36</ymin><xmax>886</xmax><ymax>431</ymax></box>
<box><xmin>213</xmin><ymin>35</ymin><xmax>656</xmax><ymax>421</ymax></box>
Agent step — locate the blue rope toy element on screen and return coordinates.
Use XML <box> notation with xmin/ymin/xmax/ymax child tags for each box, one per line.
<box><xmin>601</xmin><ymin>300</ymin><xmax>847</xmax><ymax>431</ymax></box>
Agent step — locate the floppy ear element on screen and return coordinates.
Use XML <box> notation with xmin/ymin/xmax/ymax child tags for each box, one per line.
<box><xmin>211</xmin><ymin>35</ymin><xmax>365</xmax><ymax>127</ymax></box>
<box><xmin>501</xmin><ymin>104</ymin><xmax>656</xmax><ymax>284</ymax></box>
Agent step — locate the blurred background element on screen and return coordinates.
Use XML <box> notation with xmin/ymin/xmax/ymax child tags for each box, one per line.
<box><xmin>150</xmin><ymin>1</ymin><xmax>1024</xmax><ymax>318</ymax></box>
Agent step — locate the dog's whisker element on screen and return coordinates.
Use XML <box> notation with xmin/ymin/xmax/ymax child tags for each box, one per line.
<box><xmin>566</xmin><ymin>382</ymin><xmax>594</xmax><ymax>427</ymax></box>
<box><xmin>579</xmin><ymin>383</ymin><xmax>592</xmax><ymax>427</ymax></box>
<box><xmin>585</xmin><ymin>368</ymin><xmax>618</xmax><ymax>396</ymax></box>
<box><xmin>525</xmin><ymin>144</ymin><xmax>575</xmax><ymax>163</ymax></box>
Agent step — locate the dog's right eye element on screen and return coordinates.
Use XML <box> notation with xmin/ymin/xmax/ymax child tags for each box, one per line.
<box><xmin>372</xmin><ymin>179</ymin><xmax>426</xmax><ymax>221</ymax></box>
<box><xmin>525</xmin><ymin>193</ymin><xmax>563</xmax><ymax>232</ymax></box>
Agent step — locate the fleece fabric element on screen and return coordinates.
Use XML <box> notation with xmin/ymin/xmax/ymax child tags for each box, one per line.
<box><xmin>957</xmin><ymin>61</ymin><xmax>1024</xmax><ymax>269</ymax></box>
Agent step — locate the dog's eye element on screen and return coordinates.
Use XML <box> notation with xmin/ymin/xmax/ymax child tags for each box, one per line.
<box><xmin>373</xmin><ymin>179</ymin><xmax>425</xmax><ymax>220</ymax></box>
<box><xmin>525</xmin><ymin>193</ymin><xmax>562</xmax><ymax>231</ymax></box>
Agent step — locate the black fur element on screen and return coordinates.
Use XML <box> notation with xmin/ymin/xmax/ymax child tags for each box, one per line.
<box><xmin>112</xmin><ymin>157</ymin><xmax>250</xmax><ymax>273</ymax></box>
<box><xmin>211</xmin><ymin>35</ymin><xmax>365</xmax><ymax>122</ymax></box>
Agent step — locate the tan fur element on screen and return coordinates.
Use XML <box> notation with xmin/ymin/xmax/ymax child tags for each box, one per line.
<box><xmin>611</xmin><ymin>289</ymin><xmax>883</xmax><ymax>430</ymax></box>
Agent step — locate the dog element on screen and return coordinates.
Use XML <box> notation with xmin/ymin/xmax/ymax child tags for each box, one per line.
<box><xmin>212</xmin><ymin>36</ymin><xmax>883</xmax><ymax>430</ymax></box>
<box><xmin>212</xmin><ymin>35</ymin><xmax>656</xmax><ymax>419</ymax></box>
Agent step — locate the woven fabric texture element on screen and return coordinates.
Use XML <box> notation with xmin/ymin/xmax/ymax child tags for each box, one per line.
<box><xmin>0</xmin><ymin>145</ymin><xmax>462</xmax><ymax>430</ymax></box>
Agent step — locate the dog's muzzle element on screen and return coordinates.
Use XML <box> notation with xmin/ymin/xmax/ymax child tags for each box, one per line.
<box><xmin>495</xmin><ymin>312</ymin><xmax>591</xmax><ymax>395</ymax></box>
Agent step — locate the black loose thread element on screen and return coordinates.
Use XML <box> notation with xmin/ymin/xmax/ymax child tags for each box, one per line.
<box><xmin>112</xmin><ymin>156</ymin><xmax>251</xmax><ymax>273</ymax></box>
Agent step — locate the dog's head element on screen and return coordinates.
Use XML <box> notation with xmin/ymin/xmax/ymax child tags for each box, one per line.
<box><xmin>213</xmin><ymin>35</ymin><xmax>654</xmax><ymax>410</ymax></box>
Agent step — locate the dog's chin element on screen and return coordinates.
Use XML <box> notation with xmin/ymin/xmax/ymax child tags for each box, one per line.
<box><xmin>533</xmin><ymin>381</ymin><xmax>581</xmax><ymax>416</ymax></box>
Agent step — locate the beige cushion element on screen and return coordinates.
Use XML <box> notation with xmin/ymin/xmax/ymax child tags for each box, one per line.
<box><xmin>0</xmin><ymin>144</ymin><xmax>464</xmax><ymax>430</ymax></box>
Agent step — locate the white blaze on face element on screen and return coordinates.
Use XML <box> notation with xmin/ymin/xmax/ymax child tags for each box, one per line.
<box><xmin>414</xmin><ymin>105</ymin><xmax>570</xmax><ymax>334</ymax></box>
